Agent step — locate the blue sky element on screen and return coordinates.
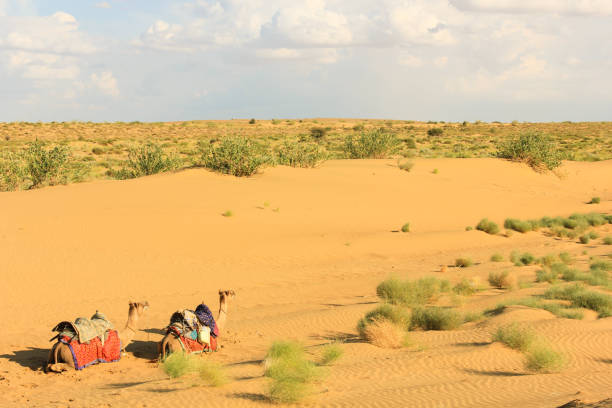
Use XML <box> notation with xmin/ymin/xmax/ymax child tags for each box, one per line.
<box><xmin>1</xmin><ymin>0</ymin><xmax>611</xmax><ymax>122</ymax></box>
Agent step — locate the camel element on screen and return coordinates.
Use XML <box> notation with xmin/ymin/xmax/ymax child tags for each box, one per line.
<box><xmin>158</xmin><ymin>289</ymin><xmax>235</xmax><ymax>360</ymax></box>
<box><xmin>45</xmin><ymin>300</ymin><xmax>149</xmax><ymax>373</ymax></box>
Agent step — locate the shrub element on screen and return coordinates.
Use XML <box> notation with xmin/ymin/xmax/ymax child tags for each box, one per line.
<box><xmin>496</xmin><ymin>132</ymin><xmax>563</xmax><ymax>170</ymax></box>
<box><xmin>199</xmin><ymin>137</ymin><xmax>268</xmax><ymax>177</ymax></box>
<box><xmin>319</xmin><ymin>344</ymin><xmax>343</xmax><ymax>366</ymax></box>
<box><xmin>491</xmin><ymin>253</ymin><xmax>504</xmax><ymax>262</ymax></box>
<box><xmin>579</xmin><ymin>234</ymin><xmax>590</xmax><ymax>244</ymax></box>
<box><xmin>265</xmin><ymin>341</ymin><xmax>320</xmax><ymax>404</ymax></box>
<box><xmin>427</xmin><ymin>128</ymin><xmax>443</xmax><ymax>137</ymax></box>
<box><xmin>92</xmin><ymin>147</ymin><xmax>104</xmax><ymax>155</ymax></box>
<box><xmin>476</xmin><ymin>218</ymin><xmax>500</xmax><ymax>235</ymax></box>
<box><xmin>603</xmin><ymin>236</ymin><xmax>612</xmax><ymax>245</ymax></box>
<box><xmin>122</xmin><ymin>142</ymin><xmax>178</xmax><ymax>178</ymax></box>
<box><xmin>375</xmin><ymin>277</ymin><xmax>449</xmax><ymax>306</ymax></box>
<box><xmin>504</xmin><ymin>218</ymin><xmax>535</xmax><ymax>233</ymax></box>
<box><xmin>492</xmin><ymin>323</ymin><xmax>536</xmax><ymax>352</ymax></box>
<box><xmin>0</xmin><ymin>153</ymin><xmax>25</xmax><ymax>191</ymax></box>
<box><xmin>25</xmin><ymin>140</ymin><xmax>70</xmax><ymax>188</ymax></box>
<box><xmin>536</xmin><ymin>268</ymin><xmax>558</xmax><ymax>283</ymax></box>
<box><xmin>591</xmin><ymin>260</ymin><xmax>612</xmax><ymax>272</ymax></box>
<box><xmin>544</xmin><ymin>284</ymin><xmax>612</xmax><ymax>317</ymax></box>
<box><xmin>488</xmin><ymin>271</ymin><xmax>515</xmax><ymax>289</ymax></box>
<box><xmin>249</xmin><ymin>118</ymin><xmax>256</xmax><ymax>124</ymax></box>
<box><xmin>588</xmin><ymin>197</ymin><xmax>600</xmax><ymax>204</ymax></box>
<box><xmin>524</xmin><ymin>343</ymin><xmax>566</xmax><ymax>373</ymax></box>
<box><xmin>453</xmin><ymin>278</ymin><xmax>478</xmax><ymax>296</ymax></box>
<box><xmin>363</xmin><ymin>318</ymin><xmax>408</xmax><ymax>348</ymax></box>
<box><xmin>401</xmin><ymin>222</ymin><xmax>410</xmax><ymax>233</ymax></box>
<box><xmin>538</xmin><ymin>254</ymin><xmax>557</xmax><ymax>267</ymax></box>
<box><xmin>487</xmin><ymin>298</ymin><xmax>583</xmax><ymax>320</ymax></box>
<box><xmin>411</xmin><ymin>307</ymin><xmax>463</xmax><ymax>330</ymax></box>
<box><xmin>397</xmin><ymin>159</ymin><xmax>414</xmax><ymax>172</ymax></box>
<box><xmin>198</xmin><ymin>361</ymin><xmax>228</xmax><ymax>387</ymax></box>
<box><xmin>344</xmin><ymin>129</ymin><xmax>401</xmax><ymax>159</ymax></box>
<box><xmin>222</xmin><ymin>210</ymin><xmax>233</xmax><ymax>217</ymax></box>
<box><xmin>510</xmin><ymin>251</ymin><xmax>536</xmax><ymax>266</ymax></box>
<box><xmin>357</xmin><ymin>304</ymin><xmax>411</xmax><ymax>338</ymax></box>
<box><xmin>559</xmin><ymin>252</ymin><xmax>573</xmax><ymax>264</ymax></box>
<box><xmin>589</xmin><ymin>231</ymin><xmax>599</xmax><ymax>239</ymax></box>
<box><xmin>276</xmin><ymin>141</ymin><xmax>326</xmax><ymax>168</ymax></box>
<box><xmin>455</xmin><ymin>258</ymin><xmax>473</xmax><ymax>268</ymax></box>
<box><xmin>310</xmin><ymin>127</ymin><xmax>329</xmax><ymax>140</ymax></box>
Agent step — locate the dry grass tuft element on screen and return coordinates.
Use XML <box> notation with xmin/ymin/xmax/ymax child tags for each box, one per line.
<box><xmin>363</xmin><ymin>318</ymin><xmax>408</xmax><ymax>348</ymax></box>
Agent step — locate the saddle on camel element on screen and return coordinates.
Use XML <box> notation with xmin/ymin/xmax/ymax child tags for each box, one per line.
<box><xmin>46</xmin><ymin>301</ymin><xmax>148</xmax><ymax>372</ymax></box>
<box><xmin>159</xmin><ymin>290</ymin><xmax>234</xmax><ymax>360</ymax></box>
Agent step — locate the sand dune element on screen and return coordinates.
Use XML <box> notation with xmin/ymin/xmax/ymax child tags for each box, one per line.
<box><xmin>1</xmin><ymin>158</ymin><xmax>611</xmax><ymax>407</ymax></box>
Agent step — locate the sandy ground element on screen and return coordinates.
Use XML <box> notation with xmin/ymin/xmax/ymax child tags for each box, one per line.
<box><xmin>1</xmin><ymin>158</ymin><xmax>611</xmax><ymax>407</ymax></box>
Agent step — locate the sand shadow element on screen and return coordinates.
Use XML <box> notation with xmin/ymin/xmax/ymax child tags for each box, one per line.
<box><xmin>454</xmin><ymin>342</ymin><xmax>490</xmax><ymax>347</ymax></box>
<box><xmin>462</xmin><ymin>368</ymin><xmax>525</xmax><ymax>377</ymax></box>
<box><xmin>0</xmin><ymin>347</ymin><xmax>48</xmax><ymax>370</ymax></box>
<box><xmin>142</xmin><ymin>328</ymin><xmax>166</xmax><ymax>335</ymax></box>
<box><xmin>311</xmin><ymin>331</ymin><xmax>361</xmax><ymax>343</ymax></box>
<box><xmin>594</xmin><ymin>358</ymin><xmax>612</xmax><ymax>364</ymax></box>
<box><xmin>126</xmin><ymin>340</ymin><xmax>159</xmax><ymax>360</ymax></box>
<box><xmin>105</xmin><ymin>380</ymin><xmax>160</xmax><ymax>389</ymax></box>
<box><xmin>232</xmin><ymin>392</ymin><xmax>270</xmax><ymax>403</ymax></box>
<box><xmin>226</xmin><ymin>359</ymin><xmax>263</xmax><ymax>367</ymax></box>
<box><xmin>322</xmin><ymin>301</ymin><xmax>377</xmax><ymax>307</ymax></box>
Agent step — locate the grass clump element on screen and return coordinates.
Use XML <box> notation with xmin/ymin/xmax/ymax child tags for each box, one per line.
<box><xmin>588</xmin><ymin>197</ymin><xmax>601</xmax><ymax>204</ymax></box>
<box><xmin>452</xmin><ymin>278</ymin><xmax>479</xmax><ymax>296</ymax></box>
<box><xmin>536</xmin><ymin>267</ymin><xmax>558</xmax><ymax>283</ymax></box>
<box><xmin>486</xmin><ymin>298</ymin><xmax>583</xmax><ymax>320</ymax></box>
<box><xmin>318</xmin><ymin>344</ymin><xmax>343</xmax><ymax>366</ymax></box>
<box><xmin>264</xmin><ymin>340</ymin><xmax>326</xmax><ymax>403</ymax></box>
<box><xmin>401</xmin><ymin>222</ymin><xmax>410</xmax><ymax>233</ymax></box>
<box><xmin>276</xmin><ymin>141</ymin><xmax>326</xmax><ymax>168</ymax></box>
<box><xmin>504</xmin><ymin>218</ymin><xmax>537</xmax><ymax>233</ymax></box>
<box><xmin>524</xmin><ymin>343</ymin><xmax>566</xmax><ymax>373</ymax></box>
<box><xmin>492</xmin><ymin>323</ymin><xmax>535</xmax><ymax>352</ymax></box>
<box><xmin>455</xmin><ymin>257</ymin><xmax>473</xmax><ymax>268</ymax></box>
<box><xmin>559</xmin><ymin>252</ymin><xmax>573</xmax><ymax>264</ymax></box>
<box><xmin>488</xmin><ymin>271</ymin><xmax>515</xmax><ymax>289</ymax></box>
<box><xmin>603</xmin><ymin>236</ymin><xmax>612</xmax><ymax>245</ymax></box>
<box><xmin>375</xmin><ymin>277</ymin><xmax>449</xmax><ymax>306</ymax></box>
<box><xmin>510</xmin><ymin>251</ymin><xmax>536</xmax><ymax>266</ymax></box>
<box><xmin>490</xmin><ymin>253</ymin><xmax>504</xmax><ymax>262</ymax></box>
<box><xmin>363</xmin><ymin>318</ymin><xmax>409</xmax><ymax>348</ymax></box>
<box><xmin>343</xmin><ymin>129</ymin><xmax>401</xmax><ymax>159</ymax></box>
<box><xmin>579</xmin><ymin>234</ymin><xmax>590</xmax><ymax>244</ymax></box>
<box><xmin>397</xmin><ymin>158</ymin><xmax>414</xmax><ymax>172</ymax></box>
<box><xmin>357</xmin><ymin>304</ymin><xmax>411</xmax><ymax>338</ymax></box>
<box><xmin>161</xmin><ymin>352</ymin><xmax>227</xmax><ymax>386</ymax></box>
<box><xmin>496</xmin><ymin>132</ymin><xmax>563</xmax><ymax>170</ymax></box>
<box><xmin>476</xmin><ymin>218</ymin><xmax>500</xmax><ymax>235</ymax></box>
<box><xmin>0</xmin><ymin>153</ymin><xmax>25</xmax><ymax>191</ymax></box>
<box><xmin>410</xmin><ymin>307</ymin><xmax>463</xmax><ymax>331</ymax></box>
<box><xmin>544</xmin><ymin>284</ymin><xmax>612</xmax><ymax>317</ymax></box>
<box><xmin>199</xmin><ymin>137</ymin><xmax>268</xmax><ymax>176</ymax></box>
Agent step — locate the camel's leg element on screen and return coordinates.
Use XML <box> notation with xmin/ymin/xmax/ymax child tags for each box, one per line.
<box><xmin>46</xmin><ymin>343</ymin><xmax>75</xmax><ymax>373</ymax></box>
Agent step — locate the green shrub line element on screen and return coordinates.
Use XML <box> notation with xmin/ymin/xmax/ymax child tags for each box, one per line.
<box><xmin>503</xmin><ymin>213</ymin><xmax>612</xmax><ymax>235</ymax></box>
<box><xmin>544</xmin><ymin>284</ymin><xmax>612</xmax><ymax>318</ymax></box>
<box><xmin>496</xmin><ymin>132</ymin><xmax>563</xmax><ymax>170</ymax></box>
<box><xmin>375</xmin><ymin>277</ymin><xmax>450</xmax><ymax>306</ymax></box>
<box><xmin>485</xmin><ymin>297</ymin><xmax>584</xmax><ymax>320</ymax></box>
<box><xmin>343</xmin><ymin>129</ymin><xmax>401</xmax><ymax>159</ymax></box>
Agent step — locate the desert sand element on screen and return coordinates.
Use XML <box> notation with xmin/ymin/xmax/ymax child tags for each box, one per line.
<box><xmin>1</xmin><ymin>158</ymin><xmax>611</xmax><ymax>407</ymax></box>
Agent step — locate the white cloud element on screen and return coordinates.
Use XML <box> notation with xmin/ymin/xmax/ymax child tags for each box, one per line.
<box><xmin>95</xmin><ymin>2</ymin><xmax>111</xmax><ymax>9</ymax></box>
<box><xmin>434</xmin><ymin>56</ymin><xmax>448</xmax><ymax>67</ymax></box>
<box><xmin>91</xmin><ymin>71</ymin><xmax>120</xmax><ymax>97</ymax></box>
<box><xmin>398</xmin><ymin>54</ymin><xmax>423</xmax><ymax>67</ymax></box>
<box><xmin>451</xmin><ymin>0</ymin><xmax>612</xmax><ymax>16</ymax></box>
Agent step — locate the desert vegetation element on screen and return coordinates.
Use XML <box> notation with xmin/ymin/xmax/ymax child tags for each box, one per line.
<box><xmin>161</xmin><ymin>352</ymin><xmax>228</xmax><ymax>386</ymax></box>
<box><xmin>2</xmin><ymin>119</ymin><xmax>612</xmax><ymax>191</ymax></box>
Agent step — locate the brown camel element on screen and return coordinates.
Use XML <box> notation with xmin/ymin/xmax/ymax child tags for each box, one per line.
<box><xmin>45</xmin><ymin>301</ymin><xmax>149</xmax><ymax>373</ymax></box>
<box><xmin>158</xmin><ymin>289</ymin><xmax>235</xmax><ymax>360</ymax></box>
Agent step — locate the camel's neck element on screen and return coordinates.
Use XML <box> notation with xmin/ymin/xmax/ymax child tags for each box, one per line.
<box><xmin>118</xmin><ymin>307</ymin><xmax>140</xmax><ymax>350</ymax></box>
<box><xmin>217</xmin><ymin>296</ymin><xmax>228</xmax><ymax>332</ymax></box>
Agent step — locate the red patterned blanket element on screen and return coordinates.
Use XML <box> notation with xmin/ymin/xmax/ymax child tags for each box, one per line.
<box><xmin>60</xmin><ymin>329</ymin><xmax>121</xmax><ymax>370</ymax></box>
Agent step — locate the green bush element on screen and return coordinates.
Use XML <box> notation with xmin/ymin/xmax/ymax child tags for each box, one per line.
<box><xmin>588</xmin><ymin>197</ymin><xmax>600</xmax><ymax>204</ymax></box>
<box><xmin>504</xmin><ymin>218</ymin><xmax>536</xmax><ymax>233</ymax></box>
<box><xmin>544</xmin><ymin>284</ymin><xmax>612</xmax><ymax>317</ymax></box>
<box><xmin>401</xmin><ymin>222</ymin><xmax>410</xmax><ymax>233</ymax></box>
<box><xmin>249</xmin><ymin>118</ymin><xmax>256</xmax><ymax>124</ymax></box>
<box><xmin>579</xmin><ymin>234</ymin><xmax>590</xmax><ymax>244</ymax></box>
<box><xmin>92</xmin><ymin>147</ymin><xmax>104</xmax><ymax>155</ymax></box>
<box><xmin>344</xmin><ymin>129</ymin><xmax>401</xmax><ymax>159</ymax></box>
<box><xmin>455</xmin><ymin>257</ymin><xmax>473</xmax><ymax>268</ymax></box>
<box><xmin>318</xmin><ymin>344</ymin><xmax>343</xmax><ymax>366</ymax></box>
<box><xmin>603</xmin><ymin>236</ymin><xmax>612</xmax><ymax>245</ymax></box>
<box><xmin>510</xmin><ymin>251</ymin><xmax>536</xmax><ymax>266</ymax></box>
<box><xmin>357</xmin><ymin>304</ymin><xmax>411</xmax><ymax>338</ymax></box>
<box><xmin>310</xmin><ymin>127</ymin><xmax>329</xmax><ymax>140</ymax></box>
<box><xmin>199</xmin><ymin>137</ymin><xmax>269</xmax><ymax>177</ymax></box>
<box><xmin>375</xmin><ymin>277</ymin><xmax>449</xmax><ymax>306</ymax></box>
<box><xmin>25</xmin><ymin>140</ymin><xmax>70</xmax><ymax>188</ymax></box>
<box><xmin>524</xmin><ymin>343</ymin><xmax>566</xmax><ymax>373</ymax></box>
<box><xmin>488</xmin><ymin>271</ymin><xmax>514</xmax><ymax>289</ymax></box>
<box><xmin>490</xmin><ymin>253</ymin><xmax>504</xmax><ymax>262</ymax></box>
<box><xmin>0</xmin><ymin>153</ymin><xmax>25</xmax><ymax>191</ymax></box>
<box><xmin>492</xmin><ymin>323</ymin><xmax>536</xmax><ymax>352</ymax></box>
<box><xmin>476</xmin><ymin>218</ymin><xmax>500</xmax><ymax>235</ymax></box>
<box><xmin>427</xmin><ymin>128</ymin><xmax>443</xmax><ymax>137</ymax></box>
<box><xmin>453</xmin><ymin>278</ymin><xmax>478</xmax><ymax>296</ymax></box>
<box><xmin>496</xmin><ymin>132</ymin><xmax>563</xmax><ymax>170</ymax></box>
<box><xmin>411</xmin><ymin>307</ymin><xmax>463</xmax><ymax>330</ymax></box>
<box><xmin>276</xmin><ymin>141</ymin><xmax>326</xmax><ymax>168</ymax></box>
<box><xmin>536</xmin><ymin>268</ymin><xmax>558</xmax><ymax>283</ymax></box>
<box><xmin>114</xmin><ymin>142</ymin><xmax>178</xmax><ymax>179</ymax></box>
<box><xmin>559</xmin><ymin>252</ymin><xmax>573</xmax><ymax>264</ymax></box>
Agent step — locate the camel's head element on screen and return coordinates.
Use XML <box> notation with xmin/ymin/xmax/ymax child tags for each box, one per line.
<box><xmin>128</xmin><ymin>300</ymin><xmax>149</xmax><ymax>316</ymax></box>
<box><xmin>218</xmin><ymin>289</ymin><xmax>236</xmax><ymax>303</ymax></box>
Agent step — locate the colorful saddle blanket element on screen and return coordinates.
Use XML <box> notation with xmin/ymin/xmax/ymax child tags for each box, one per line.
<box><xmin>59</xmin><ymin>329</ymin><xmax>121</xmax><ymax>370</ymax></box>
<box><xmin>166</xmin><ymin>325</ymin><xmax>217</xmax><ymax>353</ymax></box>
<box><xmin>52</xmin><ymin>311</ymin><xmax>114</xmax><ymax>345</ymax></box>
